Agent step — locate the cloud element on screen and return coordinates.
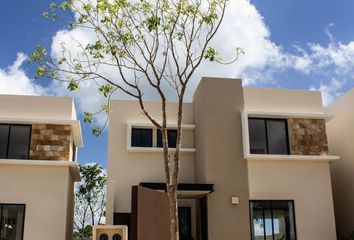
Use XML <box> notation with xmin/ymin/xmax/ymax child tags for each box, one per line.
<box><xmin>0</xmin><ymin>53</ymin><xmax>46</xmax><ymax>95</ymax></box>
<box><xmin>2</xmin><ymin>0</ymin><xmax>353</xmax><ymax>123</ymax></box>
<box><xmin>310</xmin><ymin>79</ymin><xmax>345</xmax><ymax>107</ymax></box>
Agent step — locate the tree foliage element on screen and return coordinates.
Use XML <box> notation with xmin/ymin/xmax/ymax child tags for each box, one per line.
<box><xmin>31</xmin><ymin>0</ymin><xmax>242</xmax><ymax>239</ymax></box>
<box><xmin>74</xmin><ymin>164</ymin><xmax>106</xmax><ymax>239</ymax></box>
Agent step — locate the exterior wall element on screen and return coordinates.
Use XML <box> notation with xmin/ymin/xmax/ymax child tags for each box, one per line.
<box><xmin>66</xmin><ymin>171</ymin><xmax>75</xmax><ymax>240</ymax></box>
<box><xmin>30</xmin><ymin>124</ymin><xmax>72</xmax><ymax>160</ymax></box>
<box><xmin>0</xmin><ymin>94</ymin><xmax>82</xmax><ymax>240</ymax></box>
<box><xmin>248</xmin><ymin>160</ymin><xmax>337</xmax><ymax>240</ymax></box>
<box><xmin>0</xmin><ymin>95</ymin><xmax>76</xmax><ymax>120</ymax></box>
<box><xmin>193</xmin><ymin>78</ymin><xmax>251</xmax><ymax>240</ymax></box>
<box><xmin>0</xmin><ymin>164</ymin><xmax>73</xmax><ymax>240</ymax></box>
<box><xmin>288</xmin><ymin>118</ymin><xmax>328</xmax><ymax>155</ymax></box>
<box><xmin>107</xmin><ymin>100</ymin><xmax>195</xmax><ymax>215</ymax></box>
<box><xmin>243</xmin><ymin>87</ymin><xmax>324</xmax><ymax>113</ymax></box>
<box><xmin>326</xmin><ymin>89</ymin><xmax>354</xmax><ymax>233</ymax></box>
<box><xmin>244</xmin><ymin>86</ymin><xmax>337</xmax><ymax>239</ymax></box>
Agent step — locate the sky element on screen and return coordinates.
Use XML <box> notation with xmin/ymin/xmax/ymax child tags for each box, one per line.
<box><xmin>0</xmin><ymin>0</ymin><xmax>354</xmax><ymax>168</ymax></box>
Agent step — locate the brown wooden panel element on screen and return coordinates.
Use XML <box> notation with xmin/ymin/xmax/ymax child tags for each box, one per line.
<box><xmin>131</xmin><ymin>186</ymin><xmax>170</xmax><ymax>240</ymax></box>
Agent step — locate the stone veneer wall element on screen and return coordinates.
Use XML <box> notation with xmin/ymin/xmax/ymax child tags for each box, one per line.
<box><xmin>288</xmin><ymin>118</ymin><xmax>328</xmax><ymax>155</ymax></box>
<box><xmin>29</xmin><ymin>124</ymin><xmax>72</xmax><ymax>160</ymax></box>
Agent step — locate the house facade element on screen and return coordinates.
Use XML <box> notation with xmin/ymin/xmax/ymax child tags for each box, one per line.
<box><xmin>0</xmin><ymin>95</ymin><xmax>82</xmax><ymax>240</ymax></box>
<box><xmin>326</xmin><ymin>89</ymin><xmax>354</xmax><ymax>235</ymax></box>
<box><xmin>106</xmin><ymin>77</ymin><xmax>338</xmax><ymax>240</ymax></box>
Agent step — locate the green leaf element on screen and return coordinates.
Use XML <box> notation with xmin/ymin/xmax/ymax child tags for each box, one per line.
<box><xmin>59</xmin><ymin>1</ymin><xmax>70</xmax><ymax>10</ymax></box>
<box><xmin>30</xmin><ymin>46</ymin><xmax>47</xmax><ymax>64</ymax></box>
<box><xmin>35</xmin><ymin>66</ymin><xmax>46</xmax><ymax>79</ymax></box>
<box><xmin>68</xmin><ymin>81</ymin><xmax>79</xmax><ymax>91</ymax></box>
<box><xmin>92</xmin><ymin>127</ymin><xmax>103</xmax><ymax>137</ymax></box>
<box><xmin>49</xmin><ymin>2</ymin><xmax>56</xmax><ymax>10</ymax></box>
<box><xmin>58</xmin><ymin>57</ymin><xmax>66</xmax><ymax>65</ymax></box>
<box><xmin>42</xmin><ymin>12</ymin><xmax>49</xmax><ymax>18</ymax></box>
<box><xmin>145</xmin><ymin>16</ymin><xmax>161</xmax><ymax>32</ymax></box>
<box><xmin>204</xmin><ymin>47</ymin><xmax>219</xmax><ymax>62</ymax></box>
<box><xmin>98</xmin><ymin>84</ymin><xmax>113</xmax><ymax>97</ymax></box>
<box><xmin>101</xmin><ymin>104</ymin><xmax>113</xmax><ymax>114</ymax></box>
<box><xmin>84</xmin><ymin>112</ymin><xmax>93</xmax><ymax>123</ymax></box>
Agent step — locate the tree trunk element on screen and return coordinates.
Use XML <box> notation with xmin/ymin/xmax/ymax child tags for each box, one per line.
<box><xmin>168</xmin><ymin>189</ymin><xmax>179</xmax><ymax>240</ymax></box>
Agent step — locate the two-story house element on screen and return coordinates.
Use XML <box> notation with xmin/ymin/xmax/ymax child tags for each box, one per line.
<box><xmin>0</xmin><ymin>95</ymin><xmax>82</xmax><ymax>240</ymax></box>
<box><xmin>106</xmin><ymin>77</ymin><xmax>338</xmax><ymax>240</ymax></box>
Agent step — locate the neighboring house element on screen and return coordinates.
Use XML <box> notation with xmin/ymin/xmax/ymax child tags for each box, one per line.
<box><xmin>326</xmin><ymin>89</ymin><xmax>354</xmax><ymax>234</ymax></box>
<box><xmin>0</xmin><ymin>95</ymin><xmax>82</xmax><ymax>240</ymax></box>
<box><xmin>106</xmin><ymin>77</ymin><xmax>338</xmax><ymax>240</ymax></box>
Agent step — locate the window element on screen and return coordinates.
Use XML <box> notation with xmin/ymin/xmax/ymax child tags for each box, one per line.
<box><xmin>157</xmin><ymin>129</ymin><xmax>177</xmax><ymax>148</ymax></box>
<box><xmin>0</xmin><ymin>204</ymin><xmax>25</xmax><ymax>240</ymax></box>
<box><xmin>131</xmin><ymin>128</ymin><xmax>153</xmax><ymax>147</ymax></box>
<box><xmin>248</xmin><ymin>119</ymin><xmax>289</xmax><ymax>155</ymax></box>
<box><xmin>250</xmin><ymin>201</ymin><xmax>296</xmax><ymax>240</ymax></box>
<box><xmin>0</xmin><ymin>125</ymin><xmax>31</xmax><ymax>160</ymax></box>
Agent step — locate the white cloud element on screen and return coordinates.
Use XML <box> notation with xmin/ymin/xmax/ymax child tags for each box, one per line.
<box><xmin>0</xmin><ymin>53</ymin><xmax>46</xmax><ymax>95</ymax></box>
<box><xmin>310</xmin><ymin>79</ymin><xmax>345</xmax><ymax>107</ymax></box>
<box><xmin>2</xmin><ymin>0</ymin><xmax>353</xmax><ymax>121</ymax></box>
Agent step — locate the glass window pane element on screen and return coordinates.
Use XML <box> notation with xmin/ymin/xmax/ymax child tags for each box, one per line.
<box><xmin>250</xmin><ymin>205</ymin><xmax>265</xmax><ymax>240</ymax></box>
<box><xmin>250</xmin><ymin>201</ymin><xmax>296</xmax><ymax>240</ymax></box>
<box><xmin>264</xmin><ymin>210</ymin><xmax>273</xmax><ymax>240</ymax></box>
<box><xmin>1</xmin><ymin>205</ymin><xmax>25</xmax><ymax>240</ymax></box>
<box><xmin>131</xmin><ymin>128</ymin><xmax>141</xmax><ymax>147</ymax></box>
<box><xmin>131</xmin><ymin>128</ymin><xmax>152</xmax><ymax>147</ymax></box>
<box><xmin>141</xmin><ymin>129</ymin><xmax>152</xmax><ymax>147</ymax></box>
<box><xmin>168</xmin><ymin>130</ymin><xmax>177</xmax><ymax>148</ymax></box>
<box><xmin>249</xmin><ymin>119</ymin><xmax>267</xmax><ymax>154</ymax></box>
<box><xmin>7</xmin><ymin>126</ymin><xmax>31</xmax><ymax>160</ymax></box>
<box><xmin>266</xmin><ymin>120</ymin><xmax>289</xmax><ymax>155</ymax></box>
<box><xmin>0</xmin><ymin>125</ymin><xmax>9</xmax><ymax>159</ymax></box>
<box><xmin>157</xmin><ymin>130</ymin><xmax>177</xmax><ymax>148</ymax></box>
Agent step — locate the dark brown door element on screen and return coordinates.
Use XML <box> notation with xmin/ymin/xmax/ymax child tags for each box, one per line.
<box><xmin>178</xmin><ymin>207</ymin><xmax>192</xmax><ymax>240</ymax></box>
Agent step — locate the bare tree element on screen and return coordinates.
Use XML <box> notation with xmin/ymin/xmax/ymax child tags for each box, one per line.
<box><xmin>31</xmin><ymin>0</ymin><xmax>241</xmax><ymax>239</ymax></box>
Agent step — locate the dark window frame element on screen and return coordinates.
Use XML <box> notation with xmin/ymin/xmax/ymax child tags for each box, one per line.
<box><xmin>0</xmin><ymin>124</ymin><xmax>32</xmax><ymax>160</ymax></box>
<box><xmin>157</xmin><ymin>129</ymin><xmax>178</xmax><ymax>148</ymax></box>
<box><xmin>249</xmin><ymin>200</ymin><xmax>297</xmax><ymax>240</ymax></box>
<box><xmin>131</xmin><ymin>128</ymin><xmax>153</xmax><ymax>148</ymax></box>
<box><xmin>248</xmin><ymin>118</ymin><xmax>290</xmax><ymax>155</ymax></box>
<box><xmin>0</xmin><ymin>203</ymin><xmax>26</xmax><ymax>240</ymax></box>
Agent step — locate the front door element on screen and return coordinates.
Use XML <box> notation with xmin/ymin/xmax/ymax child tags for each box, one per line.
<box><xmin>178</xmin><ymin>207</ymin><xmax>192</xmax><ymax>240</ymax></box>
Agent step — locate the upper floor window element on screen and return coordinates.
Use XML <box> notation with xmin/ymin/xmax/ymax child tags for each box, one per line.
<box><xmin>131</xmin><ymin>128</ymin><xmax>153</xmax><ymax>147</ymax></box>
<box><xmin>157</xmin><ymin>129</ymin><xmax>177</xmax><ymax>148</ymax></box>
<box><xmin>248</xmin><ymin>118</ymin><xmax>289</xmax><ymax>155</ymax></box>
<box><xmin>0</xmin><ymin>125</ymin><xmax>31</xmax><ymax>159</ymax></box>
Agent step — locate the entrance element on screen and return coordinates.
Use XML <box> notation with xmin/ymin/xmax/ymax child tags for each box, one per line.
<box><xmin>178</xmin><ymin>207</ymin><xmax>192</xmax><ymax>240</ymax></box>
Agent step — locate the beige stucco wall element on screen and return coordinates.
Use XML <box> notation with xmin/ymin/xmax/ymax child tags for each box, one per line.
<box><xmin>326</xmin><ymin>89</ymin><xmax>354</xmax><ymax>233</ymax></box>
<box><xmin>193</xmin><ymin>77</ymin><xmax>251</xmax><ymax>240</ymax></box>
<box><xmin>243</xmin><ymin>87</ymin><xmax>324</xmax><ymax>113</ymax></box>
<box><xmin>107</xmin><ymin>100</ymin><xmax>195</xmax><ymax>217</ymax></box>
<box><xmin>0</xmin><ymin>164</ymin><xmax>74</xmax><ymax>240</ymax></box>
<box><xmin>0</xmin><ymin>95</ymin><xmax>76</xmax><ymax>120</ymax></box>
<box><xmin>244</xmin><ymin>86</ymin><xmax>337</xmax><ymax>239</ymax></box>
<box><xmin>248</xmin><ymin>159</ymin><xmax>337</xmax><ymax>240</ymax></box>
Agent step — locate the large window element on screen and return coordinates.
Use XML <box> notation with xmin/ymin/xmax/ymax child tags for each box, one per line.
<box><xmin>0</xmin><ymin>125</ymin><xmax>31</xmax><ymax>160</ymax></box>
<box><xmin>250</xmin><ymin>201</ymin><xmax>296</xmax><ymax>240</ymax></box>
<box><xmin>0</xmin><ymin>204</ymin><xmax>25</xmax><ymax>240</ymax></box>
<box><xmin>131</xmin><ymin>128</ymin><xmax>153</xmax><ymax>147</ymax></box>
<box><xmin>248</xmin><ymin>119</ymin><xmax>289</xmax><ymax>155</ymax></box>
<box><xmin>157</xmin><ymin>129</ymin><xmax>177</xmax><ymax>148</ymax></box>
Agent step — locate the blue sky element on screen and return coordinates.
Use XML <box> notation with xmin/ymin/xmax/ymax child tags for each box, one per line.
<box><xmin>0</xmin><ymin>0</ymin><xmax>353</xmax><ymax>167</ymax></box>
